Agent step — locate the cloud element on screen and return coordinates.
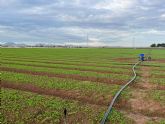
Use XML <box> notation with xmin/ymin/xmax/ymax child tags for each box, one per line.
<box><xmin>94</xmin><ymin>0</ymin><xmax>137</xmax><ymax>11</ymax></box>
<box><xmin>142</xmin><ymin>29</ymin><xmax>165</xmax><ymax>35</ymax></box>
<box><xmin>0</xmin><ymin>0</ymin><xmax>165</xmax><ymax>47</ymax></box>
<box><xmin>160</xmin><ymin>13</ymin><xmax>165</xmax><ymax>20</ymax></box>
<box><xmin>0</xmin><ymin>0</ymin><xmax>16</xmax><ymax>7</ymax></box>
<box><xmin>65</xmin><ymin>40</ymin><xmax>106</xmax><ymax>47</ymax></box>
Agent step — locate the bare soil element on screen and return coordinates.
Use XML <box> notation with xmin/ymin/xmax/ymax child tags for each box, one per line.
<box><xmin>133</xmin><ymin>83</ymin><xmax>165</xmax><ymax>90</ymax></box>
<box><xmin>122</xmin><ymin>65</ymin><xmax>165</xmax><ymax>124</ymax></box>
<box><xmin>152</xmin><ymin>59</ymin><xmax>165</xmax><ymax>63</ymax></box>
<box><xmin>59</xmin><ymin>112</ymin><xmax>91</xmax><ymax>124</ymax></box>
<box><xmin>151</xmin><ymin>75</ymin><xmax>165</xmax><ymax>78</ymax></box>
<box><xmin>122</xmin><ymin>111</ymin><xmax>164</xmax><ymax>124</ymax></box>
<box><xmin>128</xmin><ymin>89</ymin><xmax>165</xmax><ymax>117</ymax></box>
<box><xmin>114</xmin><ymin>58</ymin><xmax>136</xmax><ymax>62</ymax></box>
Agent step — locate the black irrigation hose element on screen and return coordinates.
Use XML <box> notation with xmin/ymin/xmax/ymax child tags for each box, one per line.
<box><xmin>100</xmin><ymin>61</ymin><xmax>141</xmax><ymax>124</ymax></box>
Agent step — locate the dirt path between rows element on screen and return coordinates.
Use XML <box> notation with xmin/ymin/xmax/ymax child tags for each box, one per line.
<box><xmin>124</xmin><ymin>65</ymin><xmax>165</xmax><ymax>124</ymax></box>
<box><xmin>1</xmin><ymin>67</ymin><xmax>125</xmax><ymax>85</ymax></box>
<box><xmin>114</xmin><ymin>57</ymin><xmax>136</xmax><ymax>63</ymax></box>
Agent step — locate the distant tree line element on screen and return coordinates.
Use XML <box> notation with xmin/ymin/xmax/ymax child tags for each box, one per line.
<box><xmin>150</xmin><ymin>43</ymin><xmax>165</xmax><ymax>47</ymax></box>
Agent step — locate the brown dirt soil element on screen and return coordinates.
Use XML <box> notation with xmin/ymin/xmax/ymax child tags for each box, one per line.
<box><xmin>151</xmin><ymin>75</ymin><xmax>165</xmax><ymax>78</ymax></box>
<box><xmin>122</xmin><ymin>65</ymin><xmax>165</xmax><ymax>124</ymax></box>
<box><xmin>132</xmin><ymin>83</ymin><xmax>165</xmax><ymax>90</ymax></box>
<box><xmin>122</xmin><ymin>111</ymin><xmax>149</xmax><ymax>124</ymax></box>
<box><xmin>152</xmin><ymin>68</ymin><xmax>165</xmax><ymax>72</ymax></box>
<box><xmin>152</xmin><ymin>59</ymin><xmax>165</xmax><ymax>63</ymax></box>
<box><xmin>114</xmin><ymin>58</ymin><xmax>136</xmax><ymax>62</ymax></box>
<box><xmin>121</xmin><ymin>111</ymin><xmax>164</xmax><ymax>124</ymax></box>
<box><xmin>1</xmin><ymin>61</ymin><xmax>131</xmax><ymax>75</ymax></box>
<box><xmin>138</xmin><ymin>73</ymin><xmax>165</xmax><ymax>79</ymax></box>
<box><xmin>1</xmin><ymin>80</ymin><xmax>109</xmax><ymax>106</ymax></box>
<box><xmin>1</xmin><ymin>67</ymin><xmax>125</xmax><ymax>85</ymax></box>
<box><xmin>136</xmin><ymin>66</ymin><xmax>165</xmax><ymax>90</ymax></box>
<box><xmin>2</xmin><ymin>58</ymin><xmax>130</xmax><ymax>69</ymax></box>
<box><xmin>128</xmin><ymin>89</ymin><xmax>165</xmax><ymax>117</ymax></box>
<box><xmin>155</xmin><ymin>85</ymin><xmax>165</xmax><ymax>90</ymax></box>
<box><xmin>59</xmin><ymin>112</ymin><xmax>91</xmax><ymax>124</ymax></box>
<box><xmin>142</xmin><ymin>65</ymin><xmax>165</xmax><ymax>68</ymax></box>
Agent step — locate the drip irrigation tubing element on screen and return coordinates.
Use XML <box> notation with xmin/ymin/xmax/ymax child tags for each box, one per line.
<box><xmin>100</xmin><ymin>61</ymin><xmax>141</xmax><ymax>124</ymax></box>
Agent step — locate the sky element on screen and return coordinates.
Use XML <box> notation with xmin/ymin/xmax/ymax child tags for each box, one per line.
<box><xmin>0</xmin><ymin>0</ymin><xmax>165</xmax><ymax>47</ymax></box>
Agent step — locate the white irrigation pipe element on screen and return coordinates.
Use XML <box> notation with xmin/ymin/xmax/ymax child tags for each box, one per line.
<box><xmin>100</xmin><ymin>61</ymin><xmax>141</xmax><ymax>124</ymax></box>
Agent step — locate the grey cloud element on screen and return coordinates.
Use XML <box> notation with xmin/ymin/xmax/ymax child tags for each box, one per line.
<box><xmin>0</xmin><ymin>0</ymin><xmax>164</xmax><ymax>46</ymax></box>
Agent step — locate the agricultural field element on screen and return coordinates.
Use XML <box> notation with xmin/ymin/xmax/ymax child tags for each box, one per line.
<box><xmin>1</xmin><ymin>48</ymin><xmax>165</xmax><ymax>124</ymax></box>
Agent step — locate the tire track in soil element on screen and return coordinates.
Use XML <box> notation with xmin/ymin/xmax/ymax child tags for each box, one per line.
<box><xmin>1</xmin><ymin>67</ymin><xmax>126</xmax><ymax>85</ymax></box>
<box><xmin>123</xmin><ymin>65</ymin><xmax>165</xmax><ymax>124</ymax></box>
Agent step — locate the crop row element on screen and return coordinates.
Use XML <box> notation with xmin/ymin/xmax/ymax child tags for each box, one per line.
<box><xmin>1</xmin><ymin>71</ymin><xmax>122</xmax><ymax>95</ymax></box>
<box><xmin>1</xmin><ymin>88</ymin><xmax>133</xmax><ymax>124</ymax></box>
<box><xmin>1</xmin><ymin>48</ymin><xmax>139</xmax><ymax>59</ymax></box>
<box><xmin>1</xmin><ymin>71</ymin><xmax>131</xmax><ymax>105</ymax></box>
<box><xmin>2</xmin><ymin>56</ymin><xmax>133</xmax><ymax>66</ymax></box>
<box><xmin>1</xmin><ymin>63</ymin><xmax>131</xmax><ymax>81</ymax></box>
<box><xmin>1</xmin><ymin>60</ymin><xmax>131</xmax><ymax>75</ymax></box>
<box><xmin>1</xmin><ymin>88</ymin><xmax>99</xmax><ymax>123</ymax></box>
<box><xmin>2</xmin><ymin>57</ymin><xmax>133</xmax><ymax>69</ymax></box>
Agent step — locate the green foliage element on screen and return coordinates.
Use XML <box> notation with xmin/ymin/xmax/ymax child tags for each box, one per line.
<box><xmin>99</xmin><ymin>108</ymin><xmax>134</xmax><ymax>124</ymax></box>
<box><xmin>150</xmin><ymin>43</ymin><xmax>156</xmax><ymax>47</ymax></box>
<box><xmin>1</xmin><ymin>71</ymin><xmax>120</xmax><ymax>95</ymax></box>
<box><xmin>1</xmin><ymin>48</ymin><xmax>165</xmax><ymax>123</ymax></box>
<box><xmin>150</xmin><ymin>78</ymin><xmax>165</xmax><ymax>86</ymax></box>
<box><xmin>2</xmin><ymin>63</ymin><xmax>131</xmax><ymax>80</ymax></box>
<box><xmin>1</xmin><ymin>89</ymin><xmax>96</xmax><ymax>123</ymax></box>
<box><xmin>2</xmin><ymin>59</ymin><xmax>131</xmax><ymax>73</ymax></box>
<box><xmin>149</xmin><ymin>90</ymin><xmax>165</xmax><ymax>106</ymax></box>
<box><xmin>147</xmin><ymin>119</ymin><xmax>165</xmax><ymax>124</ymax></box>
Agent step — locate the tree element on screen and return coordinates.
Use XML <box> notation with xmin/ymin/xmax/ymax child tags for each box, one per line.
<box><xmin>150</xmin><ymin>43</ymin><xmax>156</xmax><ymax>47</ymax></box>
<box><xmin>150</xmin><ymin>43</ymin><xmax>165</xmax><ymax>47</ymax></box>
<box><xmin>157</xmin><ymin>43</ymin><xmax>165</xmax><ymax>47</ymax></box>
